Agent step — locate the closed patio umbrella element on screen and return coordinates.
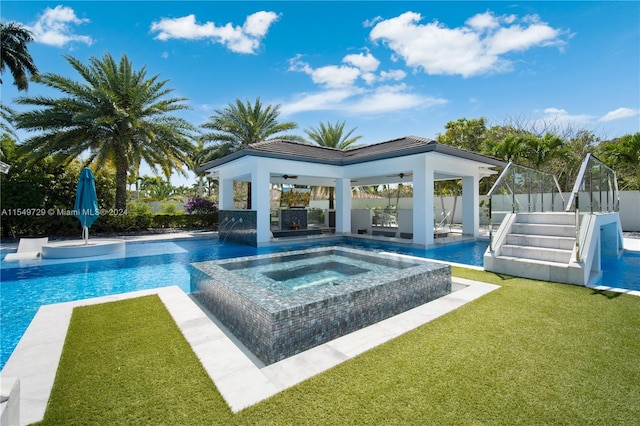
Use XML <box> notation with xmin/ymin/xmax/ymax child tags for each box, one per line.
<box><xmin>74</xmin><ymin>167</ymin><xmax>100</xmax><ymax>245</ymax></box>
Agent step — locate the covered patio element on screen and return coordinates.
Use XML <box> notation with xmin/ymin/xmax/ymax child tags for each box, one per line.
<box><xmin>197</xmin><ymin>136</ymin><xmax>505</xmax><ymax>248</ymax></box>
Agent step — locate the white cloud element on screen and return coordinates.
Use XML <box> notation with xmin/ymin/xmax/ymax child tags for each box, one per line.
<box><xmin>379</xmin><ymin>69</ymin><xmax>406</xmax><ymax>81</ymax></box>
<box><xmin>150</xmin><ymin>11</ymin><xmax>279</xmax><ymax>54</ymax></box>
<box><xmin>243</xmin><ymin>11</ymin><xmax>278</xmax><ymax>36</ymax></box>
<box><xmin>279</xmin><ymin>88</ymin><xmax>361</xmax><ymax>115</ymax></box>
<box><xmin>361</xmin><ymin>72</ymin><xmax>377</xmax><ymax>85</ymax></box>
<box><xmin>466</xmin><ymin>11</ymin><xmax>500</xmax><ymax>31</ymax></box>
<box><xmin>310</xmin><ymin>65</ymin><xmax>362</xmax><ymax>88</ymax></box>
<box><xmin>288</xmin><ymin>56</ymin><xmax>360</xmax><ymax>88</ymax></box>
<box><xmin>369</xmin><ymin>10</ymin><xmax>566</xmax><ymax>77</ymax></box>
<box><xmin>598</xmin><ymin>107</ymin><xmax>640</xmax><ymax>122</ymax></box>
<box><xmin>27</xmin><ymin>5</ymin><xmax>93</xmax><ymax>47</ymax></box>
<box><xmin>363</xmin><ymin>16</ymin><xmax>383</xmax><ymax>28</ymax></box>
<box><xmin>534</xmin><ymin>107</ymin><xmax>595</xmax><ymax>127</ymax></box>
<box><xmin>348</xmin><ymin>84</ymin><xmax>447</xmax><ymax>114</ymax></box>
<box><xmin>285</xmin><ymin>49</ymin><xmax>443</xmax><ymax>116</ymax></box>
<box><xmin>279</xmin><ymin>83</ymin><xmax>446</xmax><ymax>116</ymax></box>
<box><xmin>289</xmin><ymin>52</ymin><xmax>408</xmax><ymax>89</ymax></box>
<box><xmin>343</xmin><ymin>51</ymin><xmax>380</xmax><ymax>72</ymax></box>
<box><xmin>487</xmin><ymin>24</ymin><xmax>561</xmax><ymax>55</ymax></box>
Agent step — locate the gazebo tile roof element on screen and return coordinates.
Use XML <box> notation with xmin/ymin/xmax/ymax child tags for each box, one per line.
<box><xmin>196</xmin><ymin>136</ymin><xmax>505</xmax><ymax>172</ymax></box>
<box><xmin>249</xmin><ymin>140</ymin><xmax>345</xmax><ymax>161</ymax></box>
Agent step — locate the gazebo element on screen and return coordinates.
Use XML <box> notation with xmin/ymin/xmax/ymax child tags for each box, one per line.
<box><xmin>197</xmin><ymin>136</ymin><xmax>506</xmax><ymax>248</ymax></box>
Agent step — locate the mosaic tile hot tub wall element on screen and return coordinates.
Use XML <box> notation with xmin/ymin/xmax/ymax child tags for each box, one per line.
<box><xmin>191</xmin><ymin>246</ymin><xmax>451</xmax><ymax>365</ymax></box>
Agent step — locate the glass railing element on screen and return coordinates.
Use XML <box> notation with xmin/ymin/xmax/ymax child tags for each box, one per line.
<box><xmin>565</xmin><ymin>154</ymin><xmax>619</xmax><ymax>214</ymax></box>
<box><xmin>565</xmin><ymin>154</ymin><xmax>619</xmax><ymax>261</ymax></box>
<box><xmin>486</xmin><ymin>162</ymin><xmax>565</xmax><ymax>250</ymax></box>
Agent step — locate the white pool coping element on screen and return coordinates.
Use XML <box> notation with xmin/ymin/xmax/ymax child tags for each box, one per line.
<box><xmin>0</xmin><ymin>278</ymin><xmax>498</xmax><ymax>425</ymax></box>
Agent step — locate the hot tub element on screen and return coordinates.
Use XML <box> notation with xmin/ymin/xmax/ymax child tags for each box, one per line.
<box><xmin>191</xmin><ymin>246</ymin><xmax>451</xmax><ymax>365</ymax></box>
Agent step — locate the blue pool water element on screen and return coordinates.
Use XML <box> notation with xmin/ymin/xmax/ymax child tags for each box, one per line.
<box><xmin>1</xmin><ymin>237</ymin><xmax>637</xmax><ymax>369</ymax></box>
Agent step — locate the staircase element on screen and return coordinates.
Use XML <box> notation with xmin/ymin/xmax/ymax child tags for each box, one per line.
<box><xmin>484</xmin><ymin>212</ymin><xmax>584</xmax><ymax>285</ymax></box>
<box><xmin>502</xmin><ymin>213</ymin><xmax>575</xmax><ymax>263</ymax></box>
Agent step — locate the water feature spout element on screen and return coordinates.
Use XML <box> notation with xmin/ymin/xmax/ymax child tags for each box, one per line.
<box><xmin>218</xmin><ymin>217</ymin><xmax>232</xmax><ymax>233</ymax></box>
<box><xmin>220</xmin><ymin>216</ymin><xmax>242</xmax><ymax>244</ymax></box>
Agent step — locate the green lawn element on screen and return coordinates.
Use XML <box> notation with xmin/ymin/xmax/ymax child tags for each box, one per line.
<box><xmin>39</xmin><ymin>268</ymin><xmax>640</xmax><ymax>425</ymax></box>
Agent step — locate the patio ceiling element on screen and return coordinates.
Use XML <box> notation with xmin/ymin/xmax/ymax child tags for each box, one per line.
<box><xmin>269</xmin><ymin>171</ymin><xmax>472</xmax><ymax>187</ymax></box>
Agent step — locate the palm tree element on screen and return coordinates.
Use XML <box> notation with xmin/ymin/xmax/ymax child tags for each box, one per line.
<box><xmin>304</xmin><ymin>121</ymin><xmax>362</xmax><ymax>150</ymax></box>
<box><xmin>484</xmin><ymin>134</ymin><xmax>524</xmax><ymax>163</ymax></box>
<box><xmin>305</xmin><ymin>120</ymin><xmax>362</xmax><ymax>209</ymax></box>
<box><xmin>139</xmin><ymin>176</ymin><xmax>181</xmax><ymax>203</ymax></box>
<box><xmin>0</xmin><ymin>22</ymin><xmax>38</xmax><ymax>91</ymax></box>
<box><xmin>520</xmin><ymin>133</ymin><xmax>565</xmax><ymax>170</ymax></box>
<box><xmin>1</xmin><ymin>103</ymin><xmax>17</xmax><ymax>145</ymax></box>
<box><xmin>201</xmin><ymin>97</ymin><xmax>301</xmax><ymax>208</ymax></box>
<box><xmin>598</xmin><ymin>132</ymin><xmax>640</xmax><ymax>191</ymax></box>
<box><xmin>189</xmin><ymin>137</ymin><xmax>216</xmax><ymax>197</ymax></box>
<box><xmin>14</xmin><ymin>53</ymin><xmax>195</xmax><ymax>210</ymax></box>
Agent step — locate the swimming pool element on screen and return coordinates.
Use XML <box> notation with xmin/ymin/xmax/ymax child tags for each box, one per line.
<box><xmin>1</xmin><ymin>237</ymin><xmax>637</xmax><ymax>369</ymax></box>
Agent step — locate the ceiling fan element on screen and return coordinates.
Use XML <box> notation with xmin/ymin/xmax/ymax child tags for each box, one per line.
<box><xmin>386</xmin><ymin>172</ymin><xmax>413</xmax><ymax>179</ymax></box>
<box><xmin>273</xmin><ymin>174</ymin><xmax>298</xmax><ymax>180</ymax></box>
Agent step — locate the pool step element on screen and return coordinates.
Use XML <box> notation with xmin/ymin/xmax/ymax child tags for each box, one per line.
<box><xmin>506</xmin><ymin>234</ymin><xmax>576</xmax><ymax>250</ymax></box>
<box><xmin>485</xmin><ymin>212</ymin><xmax>581</xmax><ymax>284</ymax></box>
<box><xmin>500</xmin><ymin>244</ymin><xmax>573</xmax><ymax>264</ymax></box>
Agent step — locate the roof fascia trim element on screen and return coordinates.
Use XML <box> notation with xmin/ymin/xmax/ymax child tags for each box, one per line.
<box><xmin>196</xmin><ymin>141</ymin><xmax>506</xmax><ymax>172</ymax></box>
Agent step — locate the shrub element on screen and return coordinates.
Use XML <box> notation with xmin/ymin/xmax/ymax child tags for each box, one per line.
<box><xmin>184</xmin><ymin>197</ymin><xmax>218</xmax><ymax>215</ymax></box>
<box><xmin>161</xmin><ymin>203</ymin><xmax>182</xmax><ymax>215</ymax></box>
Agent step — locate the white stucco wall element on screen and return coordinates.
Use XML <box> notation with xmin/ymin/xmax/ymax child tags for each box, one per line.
<box><xmin>619</xmin><ymin>191</ymin><xmax>640</xmax><ymax>231</ymax></box>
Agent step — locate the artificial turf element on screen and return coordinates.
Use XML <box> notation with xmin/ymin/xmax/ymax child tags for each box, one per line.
<box><xmin>38</xmin><ymin>269</ymin><xmax>640</xmax><ymax>425</ymax></box>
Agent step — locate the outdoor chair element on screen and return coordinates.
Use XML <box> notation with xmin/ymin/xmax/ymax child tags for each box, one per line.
<box><xmin>3</xmin><ymin>237</ymin><xmax>49</xmax><ymax>261</ymax></box>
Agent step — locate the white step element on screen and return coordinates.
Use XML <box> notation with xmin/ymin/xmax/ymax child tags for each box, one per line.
<box><xmin>515</xmin><ymin>212</ymin><xmax>575</xmax><ymax>225</ymax></box>
<box><xmin>511</xmin><ymin>223</ymin><xmax>575</xmax><ymax>237</ymax></box>
<box><xmin>506</xmin><ymin>234</ymin><xmax>576</xmax><ymax>250</ymax></box>
<box><xmin>484</xmin><ymin>255</ymin><xmax>583</xmax><ymax>285</ymax></box>
<box><xmin>501</xmin><ymin>245</ymin><xmax>573</xmax><ymax>263</ymax></box>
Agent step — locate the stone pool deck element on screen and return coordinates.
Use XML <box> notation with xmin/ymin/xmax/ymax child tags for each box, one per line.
<box><xmin>1</xmin><ymin>277</ymin><xmax>498</xmax><ymax>425</ymax></box>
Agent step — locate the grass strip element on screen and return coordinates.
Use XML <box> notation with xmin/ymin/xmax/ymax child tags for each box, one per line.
<box><xmin>39</xmin><ymin>295</ymin><xmax>231</xmax><ymax>425</ymax></box>
<box><xmin>39</xmin><ymin>270</ymin><xmax>640</xmax><ymax>425</ymax></box>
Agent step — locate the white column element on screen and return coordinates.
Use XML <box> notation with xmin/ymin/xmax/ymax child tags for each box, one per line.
<box><xmin>335</xmin><ymin>178</ymin><xmax>351</xmax><ymax>234</ymax></box>
<box><xmin>462</xmin><ymin>175</ymin><xmax>479</xmax><ymax>236</ymax></box>
<box><xmin>413</xmin><ymin>157</ymin><xmax>435</xmax><ymax>247</ymax></box>
<box><xmin>219</xmin><ymin>176</ymin><xmax>234</xmax><ymax>210</ymax></box>
<box><xmin>252</xmin><ymin>166</ymin><xmax>271</xmax><ymax>244</ymax></box>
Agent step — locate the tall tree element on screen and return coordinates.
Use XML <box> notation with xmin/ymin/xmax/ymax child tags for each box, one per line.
<box><xmin>598</xmin><ymin>132</ymin><xmax>640</xmax><ymax>191</ymax></box>
<box><xmin>0</xmin><ymin>22</ymin><xmax>38</xmax><ymax>91</ymax></box>
<box><xmin>552</xmin><ymin>130</ymin><xmax>598</xmax><ymax>191</ymax></box>
<box><xmin>14</xmin><ymin>53</ymin><xmax>195</xmax><ymax>210</ymax></box>
<box><xmin>304</xmin><ymin>121</ymin><xmax>362</xmax><ymax>150</ymax></box>
<box><xmin>189</xmin><ymin>138</ymin><xmax>209</xmax><ymax>197</ymax></box>
<box><xmin>520</xmin><ymin>133</ymin><xmax>565</xmax><ymax>170</ymax></box>
<box><xmin>436</xmin><ymin>117</ymin><xmax>488</xmax><ymax>153</ymax></box>
<box><xmin>201</xmin><ymin>97</ymin><xmax>301</xmax><ymax>208</ymax></box>
<box><xmin>201</xmin><ymin>97</ymin><xmax>301</xmax><ymax>156</ymax></box>
<box><xmin>436</xmin><ymin>118</ymin><xmax>489</xmax><ymax>215</ymax></box>
<box><xmin>305</xmin><ymin>120</ymin><xmax>362</xmax><ymax>208</ymax></box>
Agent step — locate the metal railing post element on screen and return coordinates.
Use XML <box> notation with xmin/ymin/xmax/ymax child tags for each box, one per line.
<box><xmin>512</xmin><ymin>170</ymin><xmax>516</xmax><ymax>213</ymax></box>
<box><xmin>527</xmin><ymin>170</ymin><xmax>532</xmax><ymax>212</ymax></box>
<box><xmin>488</xmin><ymin>196</ymin><xmax>493</xmax><ymax>252</ymax></box>
<box><xmin>574</xmin><ymin>193</ymin><xmax>581</xmax><ymax>262</ymax></box>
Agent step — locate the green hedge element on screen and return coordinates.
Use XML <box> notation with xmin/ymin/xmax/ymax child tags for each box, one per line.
<box><xmin>1</xmin><ymin>211</ymin><xmax>218</xmax><ymax>239</ymax></box>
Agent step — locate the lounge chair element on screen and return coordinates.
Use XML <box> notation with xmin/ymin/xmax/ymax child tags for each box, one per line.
<box><xmin>3</xmin><ymin>237</ymin><xmax>49</xmax><ymax>261</ymax></box>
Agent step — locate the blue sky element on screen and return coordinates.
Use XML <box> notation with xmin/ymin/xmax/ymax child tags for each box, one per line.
<box><xmin>2</xmin><ymin>1</ymin><xmax>639</xmax><ymax>186</ymax></box>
